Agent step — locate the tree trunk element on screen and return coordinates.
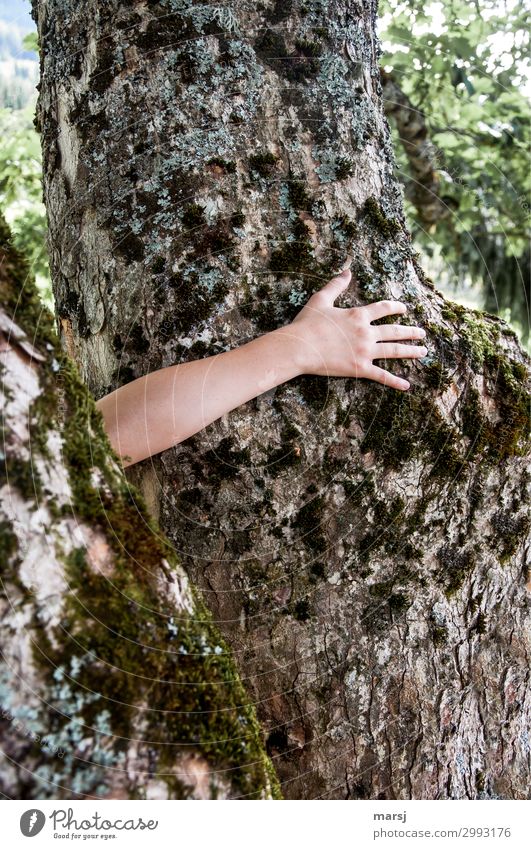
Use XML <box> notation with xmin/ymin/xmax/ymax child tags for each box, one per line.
<box><xmin>0</xmin><ymin>216</ymin><xmax>279</xmax><ymax>800</ymax></box>
<box><xmin>380</xmin><ymin>69</ymin><xmax>451</xmax><ymax>225</ymax></box>
<box><xmin>33</xmin><ymin>0</ymin><xmax>530</xmax><ymax>799</ymax></box>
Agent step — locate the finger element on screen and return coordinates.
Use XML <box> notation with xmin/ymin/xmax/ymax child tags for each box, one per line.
<box><xmin>365</xmin><ymin>300</ymin><xmax>407</xmax><ymax>322</ymax></box>
<box><xmin>366</xmin><ymin>365</ymin><xmax>410</xmax><ymax>391</ymax></box>
<box><xmin>373</xmin><ymin>342</ymin><xmax>428</xmax><ymax>359</ymax></box>
<box><xmin>314</xmin><ymin>268</ymin><xmax>352</xmax><ymax>306</ymax></box>
<box><xmin>375</xmin><ymin>323</ymin><xmax>426</xmax><ymax>342</ymax></box>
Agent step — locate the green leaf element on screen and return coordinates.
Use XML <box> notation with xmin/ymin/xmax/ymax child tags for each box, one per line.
<box><xmin>22</xmin><ymin>32</ymin><xmax>39</xmax><ymax>54</ymax></box>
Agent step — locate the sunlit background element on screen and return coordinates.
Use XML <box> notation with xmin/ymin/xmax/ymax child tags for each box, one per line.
<box><xmin>1</xmin><ymin>0</ymin><xmax>529</xmax><ymax>344</ymax></box>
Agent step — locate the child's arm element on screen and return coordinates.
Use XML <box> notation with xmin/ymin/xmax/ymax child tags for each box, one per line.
<box><xmin>95</xmin><ymin>269</ymin><xmax>427</xmax><ymax>468</ymax></box>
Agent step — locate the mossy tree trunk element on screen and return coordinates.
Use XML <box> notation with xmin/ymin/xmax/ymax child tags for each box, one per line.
<box><xmin>0</xmin><ymin>217</ymin><xmax>279</xmax><ymax>800</ymax></box>
<box><xmin>33</xmin><ymin>0</ymin><xmax>530</xmax><ymax>799</ymax></box>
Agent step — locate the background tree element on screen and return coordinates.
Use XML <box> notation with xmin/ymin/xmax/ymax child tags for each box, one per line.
<box><xmin>379</xmin><ymin>0</ymin><xmax>530</xmax><ymax>340</ymax></box>
<box><xmin>0</xmin><ymin>214</ymin><xmax>279</xmax><ymax>799</ymax></box>
<box><xmin>26</xmin><ymin>0</ymin><xmax>531</xmax><ymax>800</ymax></box>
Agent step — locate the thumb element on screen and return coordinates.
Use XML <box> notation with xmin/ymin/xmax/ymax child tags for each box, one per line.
<box><xmin>317</xmin><ymin>267</ymin><xmax>352</xmax><ymax>305</ymax></box>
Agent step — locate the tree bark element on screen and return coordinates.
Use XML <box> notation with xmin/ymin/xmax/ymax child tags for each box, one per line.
<box><xmin>0</xmin><ymin>216</ymin><xmax>279</xmax><ymax>800</ymax></box>
<box><xmin>33</xmin><ymin>0</ymin><xmax>530</xmax><ymax>799</ymax></box>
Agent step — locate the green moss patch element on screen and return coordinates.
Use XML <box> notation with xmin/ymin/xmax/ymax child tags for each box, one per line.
<box><xmin>362</xmin><ymin>197</ymin><xmax>401</xmax><ymax>238</ymax></box>
<box><xmin>0</xmin><ymin>214</ymin><xmax>280</xmax><ymax>800</ymax></box>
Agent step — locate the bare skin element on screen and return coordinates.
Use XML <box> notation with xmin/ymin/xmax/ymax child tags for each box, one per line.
<box><xmin>95</xmin><ymin>269</ymin><xmax>427</xmax><ymax>468</ymax></box>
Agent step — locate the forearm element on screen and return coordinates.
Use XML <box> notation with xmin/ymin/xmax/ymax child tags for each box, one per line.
<box><xmin>95</xmin><ymin>267</ymin><xmax>426</xmax><ymax>468</ymax></box>
<box><xmin>95</xmin><ymin>326</ymin><xmax>303</xmax><ymax>467</ymax></box>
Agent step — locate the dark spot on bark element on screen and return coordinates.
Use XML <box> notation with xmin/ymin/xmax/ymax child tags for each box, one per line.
<box><xmin>206</xmin><ymin>157</ymin><xmax>237</xmax><ymax>174</ymax></box>
<box><xmin>114</xmin><ymin>232</ymin><xmax>145</xmax><ymax>262</ymax></box>
<box><xmin>152</xmin><ymin>256</ymin><xmax>166</xmax><ymax>274</ymax></box>
<box><xmin>287</xmin><ymin>176</ymin><xmax>312</xmax><ymax>211</ymax></box>
<box><xmin>201</xmin><ymin>437</ymin><xmax>251</xmax><ymax>481</ymax></box>
<box><xmin>182</xmin><ymin>203</ymin><xmax>205</xmax><ymax>230</ymax></box>
<box><xmin>334</xmin><ymin>215</ymin><xmax>357</xmax><ymax>240</ymax></box>
<box><xmin>388</xmin><ymin>592</ymin><xmax>410</xmax><ymax>614</ymax></box>
<box><xmin>161</xmin><ymin>271</ymin><xmax>228</xmax><ymax>336</ymax></box>
<box><xmin>56</xmin><ymin>290</ymin><xmax>80</xmax><ymax>320</ymax></box>
<box><xmin>350</xmin><ymin>782</ymin><xmax>372</xmax><ymax>800</ymax></box>
<box><xmin>423</xmin><ymin>360</ymin><xmax>452</xmax><ymax>390</ymax></box>
<box><xmin>437</xmin><ymin>544</ymin><xmax>475</xmax><ymax>596</ymax></box>
<box><xmin>125</xmin><ymin>324</ymin><xmax>150</xmax><ymax>355</ymax></box>
<box><xmin>490</xmin><ymin>509</ymin><xmax>529</xmax><ymax>562</ymax></box>
<box><xmin>249</xmin><ymin>151</ymin><xmax>278</xmax><ymax>178</ymax></box>
<box><xmin>309</xmin><ymin>561</ymin><xmax>326</xmax><ymax>581</ymax></box>
<box><xmin>335</xmin><ymin>157</ymin><xmax>354</xmax><ymax>180</ymax></box>
<box><xmin>292</xmin><ymin>495</ymin><xmax>327</xmax><ymax>554</ymax></box>
<box><xmin>266</xmin><ymin>727</ymin><xmax>289</xmax><ymax>756</ymax></box>
<box><xmin>269</xmin><ymin>219</ymin><xmax>314</xmax><ymax>276</ymax></box>
<box><xmin>292</xmin><ymin>598</ymin><xmax>311</xmax><ymax>621</ymax></box>
<box><xmin>230</xmin><ymin>210</ymin><xmax>245</xmax><ymax>228</ymax></box>
<box><xmin>266</xmin><ymin>0</ymin><xmax>293</xmax><ymax>23</ymax></box>
<box><xmin>255</xmin><ymin>29</ymin><xmax>319</xmax><ymax>81</ymax></box>
<box><xmin>298</xmin><ymin>375</ymin><xmax>331</xmax><ymax>410</ymax></box>
<box><xmin>136</xmin><ymin>190</ymin><xmax>160</xmax><ymax>218</ymax></box>
<box><xmin>267</xmin><ymin>420</ymin><xmax>303</xmax><ymax>473</ymax></box>
<box><xmin>90</xmin><ymin>38</ymin><xmax>118</xmax><ymax>96</ymax></box>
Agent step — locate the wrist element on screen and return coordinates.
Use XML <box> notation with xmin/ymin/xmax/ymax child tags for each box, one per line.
<box><xmin>268</xmin><ymin>324</ymin><xmax>307</xmax><ymax>379</ymax></box>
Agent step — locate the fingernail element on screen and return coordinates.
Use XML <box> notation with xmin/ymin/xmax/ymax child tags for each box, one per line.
<box><xmin>401</xmin><ymin>380</ymin><xmax>410</xmax><ymax>390</ymax></box>
<box><xmin>419</xmin><ymin>329</ymin><xmax>426</xmax><ymax>337</ymax></box>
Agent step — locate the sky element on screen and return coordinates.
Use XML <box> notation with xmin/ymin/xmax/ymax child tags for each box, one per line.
<box><xmin>0</xmin><ymin>0</ymin><xmax>33</xmax><ymax>30</ymax></box>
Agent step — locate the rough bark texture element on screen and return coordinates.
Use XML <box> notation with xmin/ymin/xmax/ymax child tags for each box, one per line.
<box><xmin>33</xmin><ymin>0</ymin><xmax>530</xmax><ymax>799</ymax></box>
<box><xmin>0</xmin><ymin>216</ymin><xmax>279</xmax><ymax>800</ymax></box>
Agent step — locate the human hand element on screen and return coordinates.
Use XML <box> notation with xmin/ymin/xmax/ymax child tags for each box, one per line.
<box><xmin>285</xmin><ymin>268</ymin><xmax>427</xmax><ymax>390</ymax></box>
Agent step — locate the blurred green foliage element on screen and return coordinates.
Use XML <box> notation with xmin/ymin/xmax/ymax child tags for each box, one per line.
<box><xmin>379</xmin><ymin>0</ymin><xmax>530</xmax><ymax>340</ymax></box>
<box><xmin>0</xmin><ymin>102</ymin><xmax>51</xmax><ymax>305</ymax></box>
<box><xmin>0</xmin><ymin>9</ymin><xmax>50</xmax><ymax>307</ymax></box>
